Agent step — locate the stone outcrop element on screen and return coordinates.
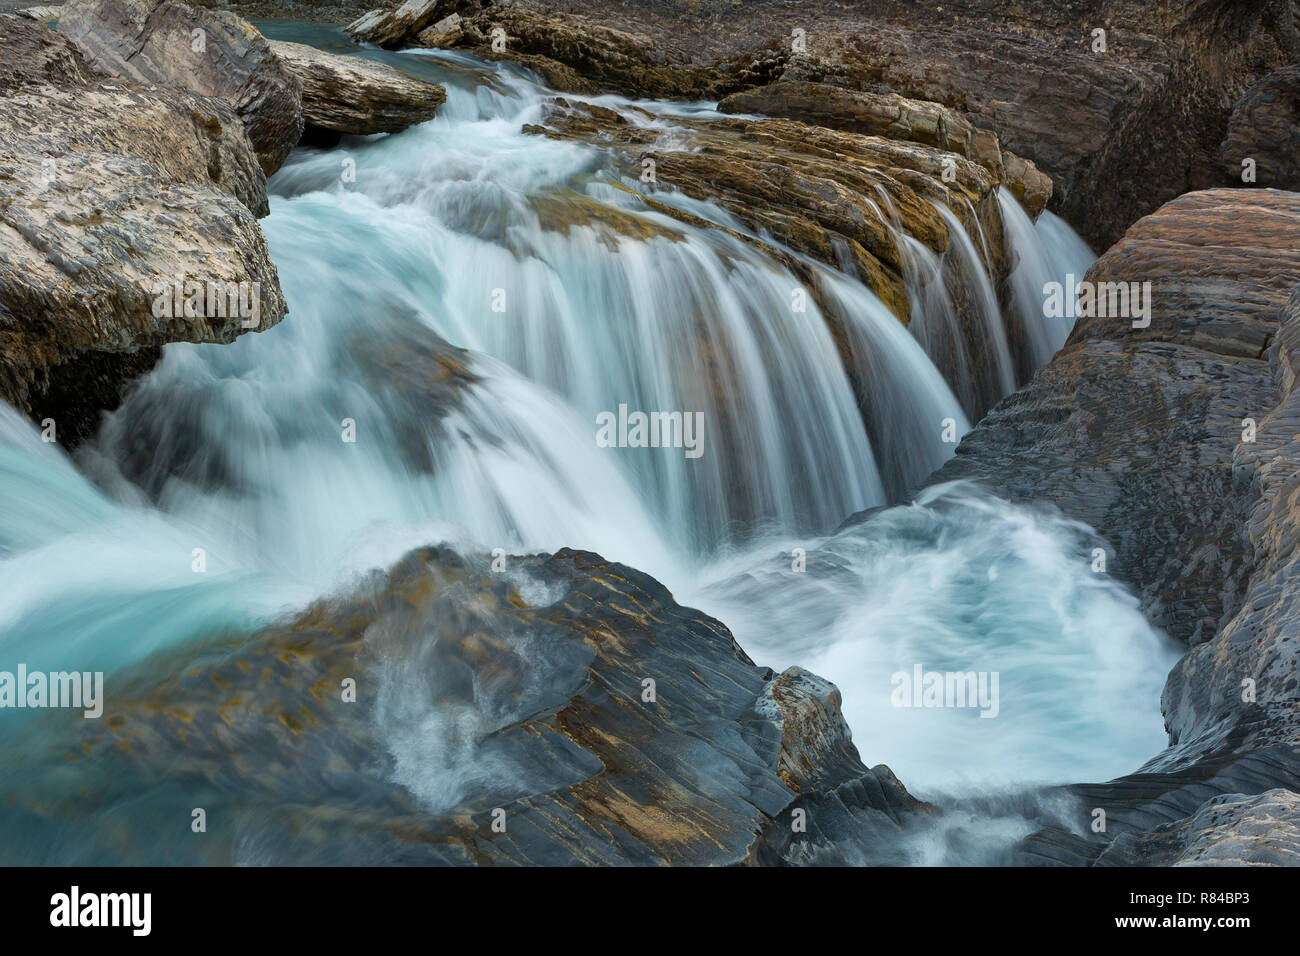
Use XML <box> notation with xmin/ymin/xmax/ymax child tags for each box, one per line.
<box><xmin>913</xmin><ymin>187</ymin><xmax>1300</xmax><ymax>865</ymax></box>
<box><xmin>0</xmin><ymin>545</ymin><xmax>926</xmax><ymax>865</ymax></box>
<box><xmin>58</xmin><ymin>0</ymin><xmax>304</xmax><ymax>175</ymax></box>
<box><xmin>270</xmin><ymin>38</ymin><xmax>445</xmax><ymax>137</ymax></box>
<box><xmin>346</xmin><ymin>0</ymin><xmax>1300</xmax><ymax>251</ymax></box>
<box><xmin>0</xmin><ymin>19</ymin><xmax>286</xmax><ymax>442</ymax></box>
<box><xmin>1220</xmin><ymin>64</ymin><xmax>1300</xmax><ymax>191</ymax></box>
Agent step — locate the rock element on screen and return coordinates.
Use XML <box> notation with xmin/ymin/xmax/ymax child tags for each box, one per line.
<box><xmin>0</xmin><ymin>545</ymin><xmax>927</xmax><ymax>864</ymax></box>
<box><xmin>349</xmin><ymin>0</ymin><xmax>1300</xmax><ymax>250</ymax></box>
<box><xmin>0</xmin><ymin>19</ymin><xmax>286</xmax><ymax>443</ymax></box>
<box><xmin>18</xmin><ymin>5</ymin><xmax>61</xmax><ymax>20</ymax></box>
<box><xmin>269</xmin><ymin>39</ymin><xmax>445</xmax><ymax>137</ymax></box>
<box><xmin>1171</xmin><ymin>790</ymin><xmax>1300</xmax><ymax>866</ymax></box>
<box><xmin>1220</xmin><ymin>65</ymin><xmax>1300</xmax><ymax>191</ymax></box>
<box><xmin>913</xmin><ymin>187</ymin><xmax>1300</xmax><ymax>864</ymax></box>
<box><xmin>345</xmin><ymin>0</ymin><xmax>444</xmax><ymax>48</ymax></box>
<box><xmin>414</xmin><ymin>11</ymin><xmax>460</xmax><ymax>47</ymax></box>
<box><xmin>57</xmin><ymin>0</ymin><xmax>303</xmax><ymax>175</ymax></box>
<box><xmin>718</xmin><ymin>80</ymin><xmax>1052</xmax><ymax>219</ymax></box>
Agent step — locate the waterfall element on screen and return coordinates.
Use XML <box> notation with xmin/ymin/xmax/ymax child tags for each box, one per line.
<box><xmin>0</xmin><ymin>29</ymin><xmax>1172</xmax><ymax>857</ymax></box>
<box><xmin>1000</xmin><ymin>188</ymin><xmax>1098</xmax><ymax>369</ymax></box>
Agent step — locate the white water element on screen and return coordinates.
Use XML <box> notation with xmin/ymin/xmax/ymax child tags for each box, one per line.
<box><xmin>1001</xmin><ymin>189</ymin><xmax>1098</xmax><ymax>367</ymax></box>
<box><xmin>0</xmin><ymin>36</ymin><xmax>1172</xmax><ymax>840</ymax></box>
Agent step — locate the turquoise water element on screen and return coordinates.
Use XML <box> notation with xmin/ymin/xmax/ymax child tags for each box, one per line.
<box><xmin>0</xmin><ymin>26</ymin><xmax>1178</xmax><ymax>861</ymax></box>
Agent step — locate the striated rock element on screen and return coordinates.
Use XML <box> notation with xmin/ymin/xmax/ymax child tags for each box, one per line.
<box><xmin>1171</xmin><ymin>790</ymin><xmax>1300</xmax><ymax>866</ymax></box>
<box><xmin>270</xmin><ymin>38</ymin><xmax>445</xmax><ymax>137</ymax></box>
<box><xmin>1220</xmin><ymin>64</ymin><xmax>1300</xmax><ymax>191</ymax></box>
<box><xmin>718</xmin><ymin>80</ymin><xmax>1051</xmax><ymax>219</ymax></box>
<box><xmin>0</xmin><ymin>19</ymin><xmax>286</xmax><ymax>442</ymax></box>
<box><xmin>0</xmin><ymin>545</ymin><xmax>925</xmax><ymax>865</ymax></box>
<box><xmin>917</xmin><ymin>187</ymin><xmax>1300</xmax><ymax>865</ymax></box>
<box><xmin>58</xmin><ymin>0</ymin><xmax>303</xmax><ymax>175</ymax></box>
<box><xmin>348</xmin><ymin>0</ymin><xmax>1300</xmax><ymax>251</ymax></box>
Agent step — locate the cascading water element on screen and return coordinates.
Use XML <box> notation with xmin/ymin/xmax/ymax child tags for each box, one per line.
<box><xmin>1000</xmin><ymin>188</ymin><xmax>1098</xmax><ymax>368</ymax></box>
<box><xmin>0</xmin><ymin>26</ymin><xmax>1174</xmax><ymax>862</ymax></box>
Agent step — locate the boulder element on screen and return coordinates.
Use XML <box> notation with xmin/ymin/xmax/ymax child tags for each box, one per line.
<box><xmin>0</xmin><ymin>19</ymin><xmax>286</xmax><ymax>443</ymax></box>
<box><xmin>0</xmin><ymin>545</ymin><xmax>927</xmax><ymax>864</ymax></box>
<box><xmin>57</xmin><ymin>0</ymin><xmax>303</xmax><ymax>175</ymax></box>
<box><xmin>346</xmin><ymin>0</ymin><xmax>444</xmax><ymax>48</ymax></box>
<box><xmin>270</xmin><ymin>38</ymin><xmax>445</xmax><ymax>137</ymax></box>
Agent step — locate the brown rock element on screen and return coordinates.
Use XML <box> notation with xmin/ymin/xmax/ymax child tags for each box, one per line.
<box><xmin>0</xmin><ymin>19</ymin><xmax>286</xmax><ymax>442</ymax></box>
<box><xmin>349</xmin><ymin>0</ymin><xmax>1300</xmax><ymax>250</ymax></box>
<box><xmin>270</xmin><ymin>38</ymin><xmax>445</xmax><ymax>136</ymax></box>
<box><xmin>58</xmin><ymin>0</ymin><xmax>304</xmax><ymax>175</ymax></box>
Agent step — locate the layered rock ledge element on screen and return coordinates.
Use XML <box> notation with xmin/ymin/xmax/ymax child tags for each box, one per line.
<box><xmin>270</xmin><ymin>38</ymin><xmax>445</xmax><ymax>139</ymax></box>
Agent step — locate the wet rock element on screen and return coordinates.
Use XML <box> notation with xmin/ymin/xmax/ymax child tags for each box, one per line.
<box><xmin>1220</xmin><ymin>65</ymin><xmax>1300</xmax><ymax>191</ymax></box>
<box><xmin>58</xmin><ymin>0</ymin><xmax>304</xmax><ymax>175</ymax></box>
<box><xmin>0</xmin><ymin>19</ymin><xmax>286</xmax><ymax>440</ymax></box>
<box><xmin>270</xmin><ymin>38</ymin><xmax>445</xmax><ymax>137</ymax></box>
<box><xmin>0</xmin><ymin>546</ymin><xmax>927</xmax><ymax>865</ymax></box>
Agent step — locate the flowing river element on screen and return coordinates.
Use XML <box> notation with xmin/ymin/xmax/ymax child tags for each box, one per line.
<box><xmin>0</xmin><ymin>25</ymin><xmax>1180</xmax><ymax>863</ymax></box>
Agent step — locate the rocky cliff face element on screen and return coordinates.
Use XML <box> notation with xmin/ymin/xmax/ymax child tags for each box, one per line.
<box><xmin>0</xmin><ymin>19</ymin><xmax>288</xmax><ymax>443</ymax></box>
<box><xmin>344</xmin><ymin>0</ymin><xmax>1299</xmax><ymax>250</ymax></box>
<box><xmin>2</xmin><ymin>545</ymin><xmax>926</xmax><ymax>865</ymax></box>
